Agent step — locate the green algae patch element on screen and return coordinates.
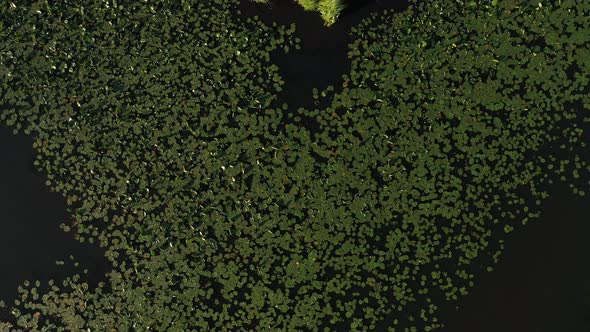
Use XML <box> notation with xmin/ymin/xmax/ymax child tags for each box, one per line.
<box><xmin>1</xmin><ymin>0</ymin><xmax>589</xmax><ymax>331</ymax></box>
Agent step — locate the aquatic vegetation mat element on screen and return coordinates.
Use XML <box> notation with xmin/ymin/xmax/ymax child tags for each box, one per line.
<box><xmin>0</xmin><ymin>0</ymin><xmax>589</xmax><ymax>330</ymax></box>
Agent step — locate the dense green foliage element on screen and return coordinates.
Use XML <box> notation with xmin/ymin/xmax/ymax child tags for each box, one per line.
<box><xmin>0</xmin><ymin>0</ymin><xmax>588</xmax><ymax>331</ymax></box>
<box><xmin>317</xmin><ymin>0</ymin><xmax>346</xmax><ymax>26</ymax></box>
<box><xmin>251</xmin><ymin>0</ymin><xmax>346</xmax><ymax>26</ymax></box>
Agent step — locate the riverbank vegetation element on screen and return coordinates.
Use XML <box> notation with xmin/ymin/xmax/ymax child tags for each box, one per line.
<box><xmin>0</xmin><ymin>0</ymin><xmax>588</xmax><ymax>330</ymax></box>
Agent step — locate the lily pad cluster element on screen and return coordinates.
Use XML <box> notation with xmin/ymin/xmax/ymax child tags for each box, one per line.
<box><xmin>0</xmin><ymin>0</ymin><xmax>588</xmax><ymax>331</ymax></box>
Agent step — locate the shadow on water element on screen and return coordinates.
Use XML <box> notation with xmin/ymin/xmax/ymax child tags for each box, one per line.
<box><xmin>0</xmin><ymin>124</ymin><xmax>110</xmax><ymax>321</ymax></box>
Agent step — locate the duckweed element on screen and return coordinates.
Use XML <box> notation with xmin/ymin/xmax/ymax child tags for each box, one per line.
<box><xmin>0</xmin><ymin>0</ymin><xmax>588</xmax><ymax>331</ymax></box>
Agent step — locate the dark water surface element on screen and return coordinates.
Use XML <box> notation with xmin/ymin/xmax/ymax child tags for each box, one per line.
<box><xmin>237</xmin><ymin>0</ymin><xmax>412</xmax><ymax>111</ymax></box>
<box><xmin>439</xmin><ymin>182</ymin><xmax>590</xmax><ymax>332</ymax></box>
<box><xmin>0</xmin><ymin>125</ymin><xmax>110</xmax><ymax>321</ymax></box>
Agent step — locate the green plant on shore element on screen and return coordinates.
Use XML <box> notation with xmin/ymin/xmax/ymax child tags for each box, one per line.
<box><xmin>298</xmin><ymin>0</ymin><xmax>318</xmax><ymax>11</ymax></box>
<box><xmin>318</xmin><ymin>0</ymin><xmax>346</xmax><ymax>26</ymax></box>
<box><xmin>252</xmin><ymin>0</ymin><xmax>346</xmax><ymax>26</ymax></box>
